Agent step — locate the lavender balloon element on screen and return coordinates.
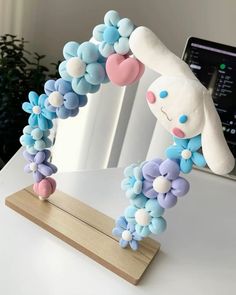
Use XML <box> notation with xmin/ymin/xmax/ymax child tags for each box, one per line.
<box><xmin>142</xmin><ymin>158</ymin><xmax>190</xmax><ymax>209</ymax></box>
<box><xmin>23</xmin><ymin>149</ymin><xmax>57</xmax><ymax>183</ymax></box>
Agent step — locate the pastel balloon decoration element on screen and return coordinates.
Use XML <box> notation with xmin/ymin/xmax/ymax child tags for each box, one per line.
<box><xmin>18</xmin><ymin>10</ymin><xmax>234</xmax><ymax>252</ymax></box>
<box><xmin>106</xmin><ymin>54</ymin><xmax>145</xmax><ymax>86</ymax></box>
<box><xmin>33</xmin><ymin>177</ymin><xmax>56</xmax><ymax>200</ymax></box>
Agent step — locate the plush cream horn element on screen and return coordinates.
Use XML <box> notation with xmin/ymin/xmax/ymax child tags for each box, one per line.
<box><xmin>129</xmin><ymin>26</ymin><xmax>235</xmax><ymax>175</ymax></box>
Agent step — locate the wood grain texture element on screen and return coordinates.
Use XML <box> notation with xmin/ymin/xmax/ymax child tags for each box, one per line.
<box><xmin>5</xmin><ymin>186</ymin><xmax>160</xmax><ymax>285</ymax></box>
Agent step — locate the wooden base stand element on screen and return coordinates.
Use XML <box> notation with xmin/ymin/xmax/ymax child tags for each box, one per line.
<box><xmin>5</xmin><ymin>186</ymin><xmax>160</xmax><ymax>285</ymax></box>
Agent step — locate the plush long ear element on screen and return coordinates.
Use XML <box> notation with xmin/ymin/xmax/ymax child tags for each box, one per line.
<box><xmin>129</xmin><ymin>26</ymin><xmax>196</xmax><ymax>79</ymax></box>
<box><xmin>201</xmin><ymin>93</ymin><xmax>235</xmax><ymax>175</ymax></box>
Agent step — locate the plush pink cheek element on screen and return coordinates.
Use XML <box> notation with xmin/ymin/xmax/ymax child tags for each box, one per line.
<box><xmin>172</xmin><ymin>127</ymin><xmax>185</xmax><ymax>138</ymax></box>
<box><xmin>146</xmin><ymin>91</ymin><xmax>156</xmax><ymax>104</ymax></box>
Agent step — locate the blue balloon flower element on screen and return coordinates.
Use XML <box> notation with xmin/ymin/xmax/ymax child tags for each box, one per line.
<box><xmin>44</xmin><ymin>78</ymin><xmax>87</xmax><ymax>119</ymax></box>
<box><xmin>93</xmin><ymin>10</ymin><xmax>135</xmax><ymax>57</ymax></box>
<box><xmin>121</xmin><ymin>162</ymin><xmax>146</xmax><ymax>199</ymax></box>
<box><xmin>166</xmin><ymin>135</ymin><xmax>206</xmax><ymax>174</ymax></box>
<box><xmin>125</xmin><ymin>199</ymin><xmax>166</xmax><ymax>238</ymax></box>
<box><xmin>112</xmin><ymin>216</ymin><xmax>142</xmax><ymax>250</ymax></box>
<box><xmin>59</xmin><ymin>41</ymin><xmax>109</xmax><ymax>95</ymax></box>
<box><xmin>20</xmin><ymin>125</ymin><xmax>52</xmax><ymax>154</ymax></box>
<box><xmin>22</xmin><ymin>91</ymin><xmax>56</xmax><ymax>131</ymax></box>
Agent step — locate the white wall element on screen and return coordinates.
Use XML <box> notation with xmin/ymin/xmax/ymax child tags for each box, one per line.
<box><xmin>5</xmin><ymin>0</ymin><xmax>236</xmax><ymax>65</ymax></box>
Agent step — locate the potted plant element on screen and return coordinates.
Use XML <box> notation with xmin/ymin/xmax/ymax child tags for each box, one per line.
<box><xmin>0</xmin><ymin>34</ymin><xmax>59</xmax><ymax>168</ymax></box>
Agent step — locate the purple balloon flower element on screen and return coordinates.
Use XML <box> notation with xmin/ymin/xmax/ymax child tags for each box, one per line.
<box><xmin>23</xmin><ymin>149</ymin><xmax>57</xmax><ymax>183</ymax></box>
<box><xmin>142</xmin><ymin>158</ymin><xmax>190</xmax><ymax>209</ymax></box>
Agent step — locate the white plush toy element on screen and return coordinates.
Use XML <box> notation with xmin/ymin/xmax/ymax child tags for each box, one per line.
<box><xmin>129</xmin><ymin>26</ymin><xmax>235</xmax><ymax>175</ymax></box>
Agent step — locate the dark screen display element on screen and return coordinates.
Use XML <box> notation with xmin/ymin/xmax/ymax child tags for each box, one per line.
<box><xmin>183</xmin><ymin>37</ymin><xmax>236</xmax><ymax>157</ymax></box>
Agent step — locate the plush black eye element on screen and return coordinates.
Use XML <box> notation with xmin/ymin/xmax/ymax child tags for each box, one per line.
<box><xmin>159</xmin><ymin>90</ymin><xmax>168</xmax><ymax>99</ymax></box>
<box><xmin>179</xmin><ymin>114</ymin><xmax>188</xmax><ymax>123</ymax></box>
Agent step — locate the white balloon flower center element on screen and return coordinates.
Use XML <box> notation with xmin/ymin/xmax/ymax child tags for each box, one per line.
<box><xmin>181</xmin><ymin>149</ymin><xmax>192</xmax><ymax>160</ymax></box>
<box><xmin>48</xmin><ymin>91</ymin><xmax>64</xmax><ymax>107</ymax></box>
<box><xmin>32</xmin><ymin>106</ymin><xmax>41</xmax><ymax>114</ymax></box>
<box><xmin>121</xmin><ymin>230</ymin><xmax>132</xmax><ymax>241</ymax></box>
<box><xmin>135</xmin><ymin>209</ymin><xmax>151</xmax><ymax>226</ymax></box>
<box><xmin>66</xmin><ymin>57</ymin><xmax>86</xmax><ymax>78</ymax></box>
<box><xmin>153</xmin><ymin>176</ymin><xmax>171</xmax><ymax>193</ymax></box>
<box><xmin>29</xmin><ymin>162</ymin><xmax>38</xmax><ymax>172</ymax></box>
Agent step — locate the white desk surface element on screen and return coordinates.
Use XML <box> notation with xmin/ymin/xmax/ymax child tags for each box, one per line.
<box><xmin>0</xmin><ymin>149</ymin><xmax>236</xmax><ymax>295</ymax></box>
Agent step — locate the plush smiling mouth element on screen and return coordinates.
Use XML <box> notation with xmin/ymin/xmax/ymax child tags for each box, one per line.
<box><xmin>161</xmin><ymin>107</ymin><xmax>172</xmax><ymax>121</ymax></box>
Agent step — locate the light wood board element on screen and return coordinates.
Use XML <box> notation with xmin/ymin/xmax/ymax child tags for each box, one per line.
<box><xmin>5</xmin><ymin>186</ymin><xmax>160</xmax><ymax>285</ymax></box>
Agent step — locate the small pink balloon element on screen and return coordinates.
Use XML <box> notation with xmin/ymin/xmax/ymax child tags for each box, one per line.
<box><xmin>33</xmin><ymin>177</ymin><xmax>56</xmax><ymax>199</ymax></box>
<box><xmin>106</xmin><ymin>54</ymin><xmax>144</xmax><ymax>86</ymax></box>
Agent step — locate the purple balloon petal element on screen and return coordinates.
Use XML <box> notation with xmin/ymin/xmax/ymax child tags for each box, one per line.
<box><xmin>44</xmin><ymin>79</ymin><xmax>56</xmax><ymax>96</ymax></box>
<box><xmin>23</xmin><ymin>150</ymin><xmax>34</xmax><ymax>162</ymax></box>
<box><xmin>142</xmin><ymin>158</ymin><xmax>162</xmax><ymax>181</ymax></box>
<box><xmin>34</xmin><ymin>151</ymin><xmax>46</xmax><ymax>164</ymax></box>
<box><xmin>33</xmin><ymin>170</ymin><xmax>44</xmax><ymax>183</ymax></box>
<box><xmin>47</xmin><ymin>162</ymin><xmax>57</xmax><ymax>173</ymax></box>
<box><xmin>159</xmin><ymin>159</ymin><xmax>180</xmax><ymax>180</ymax></box>
<box><xmin>142</xmin><ymin>181</ymin><xmax>157</xmax><ymax>198</ymax></box>
<box><xmin>43</xmin><ymin>149</ymin><xmax>51</xmax><ymax>161</ymax></box>
<box><xmin>24</xmin><ymin>164</ymin><xmax>31</xmax><ymax>173</ymax></box>
<box><xmin>37</xmin><ymin>163</ymin><xmax>53</xmax><ymax>176</ymax></box>
<box><xmin>171</xmin><ymin>177</ymin><xmax>190</xmax><ymax>197</ymax></box>
<box><xmin>158</xmin><ymin>192</ymin><xmax>177</xmax><ymax>209</ymax></box>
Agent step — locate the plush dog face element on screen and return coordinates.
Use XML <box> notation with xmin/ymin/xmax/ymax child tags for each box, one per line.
<box><xmin>146</xmin><ymin>76</ymin><xmax>206</xmax><ymax>139</ymax></box>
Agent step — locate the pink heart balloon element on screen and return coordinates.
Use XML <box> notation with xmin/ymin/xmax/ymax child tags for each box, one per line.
<box><xmin>106</xmin><ymin>54</ymin><xmax>145</xmax><ymax>86</ymax></box>
<box><xmin>33</xmin><ymin>177</ymin><xmax>56</xmax><ymax>199</ymax></box>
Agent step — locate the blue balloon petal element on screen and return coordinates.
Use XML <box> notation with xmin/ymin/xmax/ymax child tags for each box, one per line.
<box><xmin>188</xmin><ymin>135</ymin><xmax>202</xmax><ymax>152</ymax></box>
<box><xmin>180</xmin><ymin>158</ymin><xmax>193</xmax><ymax>173</ymax></box>
<box><xmin>89</xmin><ymin>84</ymin><xmax>100</xmax><ymax>93</ymax></box>
<box><xmin>28</xmin><ymin>114</ymin><xmax>38</xmax><ymax>128</ymax></box>
<box><xmin>63</xmin><ymin>41</ymin><xmax>80</xmax><ymax>60</ymax></box>
<box><xmin>42</xmin><ymin>108</ymin><xmax>56</xmax><ymax>120</ymax></box>
<box><xmin>145</xmin><ymin>199</ymin><xmax>164</xmax><ymax>217</ymax></box>
<box><xmin>124</xmin><ymin>206</ymin><xmax>137</xmax><ymax>224</ymax></box>
<box><xmin>132</xmin><ymin>232</ymin><xmax>142</xmax><ymax>241</ymax></box>
<box><xmin>149</xmin><ymin>217</ymin><xmax>167</xmax><ymax>234</ymax></box>
<box><xmin>112</xmin><ymin>227</ymin><xmax>123</xmax><ymax>237</ymax></box>
<box><xmin>72</xmin><ymin>77</ymin><xmax>91</xmax><ymax>95</ymax></box>
<box><xmin>55</xmin><ymin>78</ymin><xmax>73</xmax><ymax>95</ymax></box>
<box><xmin>116</xmin><ymin>216</ymin><xmax>127</xmax><ymax>229</ymax></box>
<box><xmin>59</xmin><ymin>61</ymin><xmax>72</xmax><ymax>82</ymax></box>
<box><xmin>77</xmin><ymin>42</ymin><xmax>99</xmax><ymax>64</ymax></box>
<box><xmin>104</xmin><ymin>10</ymin><xmax>120</xmax><ymax>26</ymax></box>
<box><xmin>84</xmin><ymin>63</ymin><xmax>105</xmax><ymax>85</ymax></box>
<box><xmin>38</xmin><ymin>94</ymin><xmax>48</xmax><ymax>108</ymax></box>
<box><xmin>28</xmin><ymin>91</ymin><xmax>38</xmax><ymax>106</ymax></box>
<box><xmin>119</xmin><ymin>239</ymin><xmax>128</xmax><ymax>248</ymax></box>
<box><xmin>93</xmin><ymin>24</ymin><xmax>106</xmax><ymax>42</ymax></box>
<box><xmin>173</xmin><ymin>137</ymin><xmax>188</xmax><ymax>148</ymax></box>
<box><xmin>118</xmin><ymin>18</ymin><xmax>134</xmax><ymax>37</ymax></box>
<box><xmin>192</xmin><ymin>151</ymin><xmax>206</xmax><ymax>167</ymax></box>
<box><xmin>135</xmin><ymin>224</ymin><xmax>151</xmax><ymax>237</ymax></box>
<box><xmin>38</xmin><ymin>116</ymin><xmax>48</xmax><ymax>131</ymax></box>
<box><xmin>166</xmin><ymin>145</ymin><xmax>183</xmax><ymax>159</ymax></box>
<box><xmin>78</xmin><ymin>95</ymin><xmax>88</xmax><ymax>107</ymax></box>
<box><xmin>56</xmin><ymin>106</ymin><xmax>70</xmax><ymax>119</ymax></box>
<box><xmin>44</xmin><ymin>80</ymin><xmax>55</xmax><ymax>96</ymax></box>
<box><xmin>131</xmin><ymin>194</ymin><xmax>148</xmax><ymax>208</ymax></box>
<box><xmin>22</xmin><ymin>102</ymin><xmax>33</xmax><ymax>114</ymax></box>
<box><xmin>129</xmin><ymin>239</ymin><xmax>139</xmax><ymax>251</ymax></box>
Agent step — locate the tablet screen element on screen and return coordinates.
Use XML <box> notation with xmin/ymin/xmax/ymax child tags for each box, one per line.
<box><xmin>183</xmin><ymin>37</ymin><xmax>236</xmax><ymax>158</ymax></box>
